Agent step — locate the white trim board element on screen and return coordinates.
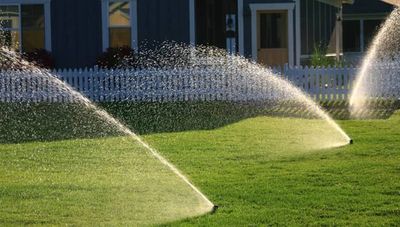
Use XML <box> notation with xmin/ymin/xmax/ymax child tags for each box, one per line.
<box><xmin>343</xmin><ymin>13</ymin><xmax>388</xmax><ymax>20</ymax></box>
<box><xmin>131</xmin><ymin>0</ymin><xmax>138</xmax><ymax>50</ymax></box>
<box><xmin>0</xmin><ymin>0</ymin><xmax>51</xmax><ymax>3</ymax></box>
<box><xmin>238</xmin><ymin>0</ymin><xmax>244</xmax><ymax>55</ymax></box>
<box><xmin>0</xmin><ymin>0</ymin><xmax>52</xmax><ymax>51</ymax></box>
<box><xmin>101</xmin><ymin>0</ymin><xmax>138</xmax><ymax>51</ymax></box>
<box><xmin>189</xmin><ymin>0</ymin><xmax>195</xmax><ymax>45</ymax></box>
<box><xmin>381</xmin><ymin>0</ymin><xmax>400</xmax><ymax>6</ymax></box>
<box><xmin>44</xmin><ymin>1</ymin><xmax>51</xmax><ymax>51</ymax></box>
<box><xmin>295</xmin><ymin>0</ymin><xmax>301</xmax><ymax>66</ymax></box>
<box><xmin>250</xmin><ymin>3</ymin><xmax>295</xmax><ymax>66</ymax></box>
<box><xmin>101</xmin><ymin>0</ymin><xmax>108</xmax><ymax>51</ymax></box>
<box><xmin>360</xmin><ymin>19</ymin><xmax>364</xmax><ymax>52</ymax></box>
<box><xmin>317</xmin><ymin>0</ymin><xmax>354</xmax><ymax>7</ymax></box>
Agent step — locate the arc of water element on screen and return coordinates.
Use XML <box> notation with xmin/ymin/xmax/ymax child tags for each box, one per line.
<box><xmin>264</xmin><ymin>69</ymin><xmax>351</xmax><ymax>144</ymax></box>
<box><xmin>0</xmin><ymin>47</ymin><xmax>215</xmax><ymax>211</ymax></box>
<box><xmin>56</xmin><ymin>79</ymin><xmax>214</xmax><ymax>210</ymax></box>
<box><xmin>349</xmin><ymin>8</ymin><xmax>400</xmax><ymax>117</ymax></box>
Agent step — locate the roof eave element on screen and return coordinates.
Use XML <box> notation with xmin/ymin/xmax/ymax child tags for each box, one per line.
<box><xmin>380</xmin><ymin>0</ymin><xmax>400</xmax><ymax>6</ymax></box>
<box><xmin>318</xmin><ymin>0</ymin><xmax>354</xmax><ymax>7</ymax></box>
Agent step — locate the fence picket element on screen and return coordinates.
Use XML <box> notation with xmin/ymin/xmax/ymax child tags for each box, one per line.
<box><xmin>2</xmin><ymin>65</ymin><xmax>397</xmax><ymax>103</ymax></box>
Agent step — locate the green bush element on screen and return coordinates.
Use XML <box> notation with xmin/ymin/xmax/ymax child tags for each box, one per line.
<box><xmin>310</xmin><ymin>44</ymin><xmax>336</xmax><ymax>67</ymax></box>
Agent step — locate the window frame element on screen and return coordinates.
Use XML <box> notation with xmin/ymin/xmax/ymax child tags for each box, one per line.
<box><xmin>0</xmin><ymin>0</ymin><xmax>51</xmax><ymax>52</ymax></box>
<box><xmin>0</xmin><ymin>4</ymin><xmax>21</xmax><ymax>50</ymax></box>
<box><xmin>342</xmin><ymin>19</ymin><xmax>361</xmax><ymax>53</ymax></box>
<box><xmin>343</xmin><ymin>14</ymin><xmax>386</xmax><ymax>54</ymax></box>
<box><xmin>101</xmin><ymin>0</ymin><xmax>138</xmax><ymax>52</ymax></box>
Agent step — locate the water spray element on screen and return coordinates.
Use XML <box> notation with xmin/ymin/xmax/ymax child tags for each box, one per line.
<box><xmin>349</xmin><ymin>8</ymin><xmax>400</xmax><ymax>118</ymax></box>
<box><xmin>0</xmin><ymin>47</ymin><xmax>215</xmax><ymax>220</ymax></box>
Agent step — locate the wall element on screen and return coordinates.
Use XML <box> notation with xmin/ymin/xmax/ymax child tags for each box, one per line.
<box><xmin>137</xmin><ymin>0</ymin><xmax>190</xmax><ymax>47</ymax></box>
<box><xmin>50</xmin><ymin>0</ymin><xmax>191</xmax><ymax>69</ymax></box>
<box><xmin>51</xmin><ymin>0</ymin><xmax>103</xmax><ymax>69</ymax></box>
<box><xmin>300</xmin><ymin>0</ymin><xmax>338</xmax><ymax>56</ymax></box>
<box><xmin>48</xmin><ymin>0</ymin><xmax>341</xmax><ymax>68</ymax></box>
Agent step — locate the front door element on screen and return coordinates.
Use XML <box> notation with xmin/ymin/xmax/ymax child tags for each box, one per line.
<box><xmin>257</xmin><ymin>11</ymin><xmax>288</xmax><ymax>67</ymax></box>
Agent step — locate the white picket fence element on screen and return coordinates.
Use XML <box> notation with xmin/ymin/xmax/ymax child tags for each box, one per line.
<box><xmin>0</xmin><ymin>65</ymin><xmax>374</xmax><ymax>103</ymax></box>
<box><xmin>278</xmin><ymin>65</ymin><xmax>357</xmax><ymax>101</ymax></box>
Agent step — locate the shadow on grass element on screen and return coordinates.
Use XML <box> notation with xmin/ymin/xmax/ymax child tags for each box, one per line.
<box><xmin>1</xmin><ymin>101</ymin><xmax>399</xmax><ymax>144</ymax></box>
<box><xmin>1</xmin><ymin>101</ymin><xmax>281</xmax><ymax>144</ymax></box>
<box><xmin>101</xmin><ymin>100</ymin><xmax>400</xmax><ymax>135</ymax></box>
<box><xmin>320</xmin><ymin>100</ymin><xmax>400</xmax><ymax>120</ymax></box>
<box><xmin>101</xmin><ymin>101</ymin><xmax>280</xmax><ymax>135</ymax></box>
<box><xmin>0</xmin><ymin>103</ymin><xmax>123</xmax><ymax>144</ymax></box>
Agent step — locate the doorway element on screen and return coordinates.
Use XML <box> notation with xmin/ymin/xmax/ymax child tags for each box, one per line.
<box><xmin>257</xmin><ymin>10</ymin><xmax>288</xmax><ymax>67</ymax></box>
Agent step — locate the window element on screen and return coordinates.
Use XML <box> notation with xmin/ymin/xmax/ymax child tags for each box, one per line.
<box><xmin>0</xmin><ymin>5</ymin><xmax>20</xmax><ymax>50</ymax></box>
<box><xmin>109</xmin><ymin>1</ymin><xmax>131</xmax><ymax>48</ymax></box>
<box><xmin>364</xmin><ymin>20</ymin><xmax>382</xmax><ymax>49</ymax></box>
<box><xmin>102</xmin><ymin>0</ymin><xmax>137</xmax><ymax>51</ymax></box>
<box><xmin>21</xmin><ymin>4</ymin><xmax>45</xmax><ymax>52</ymax></box>
<box><xmin>343</xmin><ymin>18</ymin><xmax>384</xmax><ymax>53</ymax></box>
<box><xmin>343</xmin><ymin>20</ymin><xmax>360</xmax><ymax>52</ymax></box>
<box><xmin>0</xmin><ymin>2</ymin><xmax>49</xmax><ymax>53</ymax></box>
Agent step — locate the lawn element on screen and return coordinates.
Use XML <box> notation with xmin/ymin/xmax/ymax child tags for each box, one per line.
<box><xmin>0</xmin><ymin>137</ymin><xmax>212</xmax><ymax>226</ymax></box>
<box><xmin>147</xmin><ymin>114</ymin><xmax>400</xmax><ymax>226</ymax></box>
<box><xmin>0</xmin><ymin>102</ymin><xmax>399</xmax><ymax>225</ymax></box>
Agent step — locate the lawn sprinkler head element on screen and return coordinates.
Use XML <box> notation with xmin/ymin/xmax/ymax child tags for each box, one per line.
<box><xmin>349</xmin><ymin>139</ymin><xmax>354</xmax><ymax>145</ymax></box>
<box><xmin>211</xmin><ymin>205</ymin><xmax>219</xmax><ymax>214</ymax></box>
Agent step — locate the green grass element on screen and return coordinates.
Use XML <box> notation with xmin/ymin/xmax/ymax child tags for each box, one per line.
<box><xmin>0</xmin><ymin>102</ymin><xmax>399</xmax><ymax>225</ymax></box>
<box><xmin>0</xmin><ymin>137</ymin><xmax>212</xmax><ymax>226</ymax></box>
<box><xmin>147</xmin><ymin>113</ymin><xmax>400</xmax><ymax>226</ymax></box>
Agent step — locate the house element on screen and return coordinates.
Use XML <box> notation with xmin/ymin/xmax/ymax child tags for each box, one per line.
<box><xmin>0</xmin><ymin>0</ymin><xmax>395</xmax><ymax>69</ymax></box>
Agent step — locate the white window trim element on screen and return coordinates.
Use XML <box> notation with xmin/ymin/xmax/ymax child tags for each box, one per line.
<box><xmin>249</xmin><ymin>3</ymin><xmax>295</xmax><ymax>66</ymax></box>
<box><xmin>239</xmin><ymin>1</ymin><xmax>300</xmax><ymax>64</ymax></box>
<box><xmin>343</xmin><ymin>17</ymin><xmax>385</xmax><ymax>54</ymax></box>
<box><xmin>295</xmin><ymin>0</ymin><xmax>301</xmax><ymax>66</ymax></box>
<box><xmin>0</xmin><ymin>0</ymin><xmax>51</xmax><ymax>52</ymax></box>
<box><xmin>189</xmin><ymin>0</ymin><xmax>195</xmax><ymax>45</ymax></box>
<box><xmin>238</xmin><ymin>0</ymin><xmax>244</xmax><ymax>55</ymax></box>
<box><xmin>360</xmin><ymin>19</ymin><xmax>364</xmax><ymax>52</ymax></box>
<box><xmin>101</xmin><ymin>0</ymin><xmax>138</xmax><ymax>52</ymax></box>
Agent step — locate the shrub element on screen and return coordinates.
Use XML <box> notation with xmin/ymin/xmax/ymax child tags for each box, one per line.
<box><xmin>0</xmin><ymin>48</ymin><xmax>54</xmax><ymax>70</ymax></box>
<box><xmin>23</xmin><ymin>49</ymin><xmax>55</xmax><ymax>69</ymax></box>
<box><xmin>96</xmin><ymin>46</ymin><xmax>136</xmax><ymax>69</ymax></box>
<box><xmin>310</xmin><ymin>44</ymin><xmax>336</xmax><ymax>67</ymax></box>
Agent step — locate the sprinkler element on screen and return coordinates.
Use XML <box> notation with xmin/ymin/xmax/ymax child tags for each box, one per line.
<box><xmin>211</xmin><ymin>205</ymin><xmax>219</xmax><ymax>214</ymax></box>
<box><xmin>349</xmin><ymin>139</ymin><xmax>354</xmax><ymax>145</ymax></box>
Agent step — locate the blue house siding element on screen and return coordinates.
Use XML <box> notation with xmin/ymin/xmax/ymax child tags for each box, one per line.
<box><xmin>42</xmin><ymin>0</ymin><xmax>383</xmax><ymax>68</ymax></box>
<box><xmin>301</xmin><ymin>0</ymin><xmax>337</xmax><ymax>55</ymax></box>
<box><xmin>137</xmin><ymin>0</ymin><xmax>190</xmax><ymax>47</ymax></box>
<box><xmin>51</xmin><ymin>0</ymin><xmax>103</xmax><ymax>69</ymax></box>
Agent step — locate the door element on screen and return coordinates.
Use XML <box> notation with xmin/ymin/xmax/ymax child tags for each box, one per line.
<box><xmin>257</xmin><ymin>11</ymin><xmax>288</xmax><ymax>67</ymax></box>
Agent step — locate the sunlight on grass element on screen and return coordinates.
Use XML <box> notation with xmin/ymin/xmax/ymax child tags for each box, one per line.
<box><xmin>0</xmin><ymin>137</ymin><xmax>211</xmax><ymax>225</ymax></box>
<box><xmin>143</xmin><ymin>114</ymin><xmax>400</xmax><ymax>226</ymax></box>
<box><xmin>1</xmin><ymin>103</ymin><xmax>399</xmax><ymax>225</ymax></box>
